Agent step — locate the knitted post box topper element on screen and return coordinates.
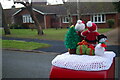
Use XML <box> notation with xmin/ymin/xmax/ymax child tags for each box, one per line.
<box><xmin>81</xmin><ymin>21</ymin><xmax>100</xmax><ymax>45</ymax></box>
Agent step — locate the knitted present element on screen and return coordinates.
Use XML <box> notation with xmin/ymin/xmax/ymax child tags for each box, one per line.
<box><xmin>86</xmin><ymin>45</ymin><xmax>95</xmax><ymax>55</ymax></box>
<box><xmin>76</xmin><ymin>45</ymin><xmax>88</xmax><ymax>55</ymax></box>
<box><xmin>76</xmin><ymin>40</ymin><xmax>88</xmax><ymax>55</ymax></box>
<box><xmin>76</xmin><ymin>40</ymin><xmax>95</xmax><ymax>55</ymax></box>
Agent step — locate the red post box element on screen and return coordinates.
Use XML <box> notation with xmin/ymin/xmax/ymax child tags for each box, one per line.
<box><xmin>49</xmin><ymin>52</ymin><xmax>115</xmax><ymax>79</ymax></box>
<box><xmin>50</xmin><ymin>59</ymin><xmax>115</xmax><ymax>79</ymax></box>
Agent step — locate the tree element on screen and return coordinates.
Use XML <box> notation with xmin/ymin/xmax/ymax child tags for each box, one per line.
<box><xmin>63</xmin><ymin>2</ymin><xmax>72</xmax><ymax>26</ymax></box>
<box><xmin>14</xmin><ymin>1</ymin><xmax>44</xmax><ymax>35</ymax></box>
<box><xmin>106</xmin><ymin>19</ymin><xmax>115</xmax><ymax>28</ymax></box>
<box><xmin>2</xmin><ymin>6</ymin><xmax>11</xmax><ymax>35</ymax></box>
<box><xmin>113</xmin><ymin>1</ymin><xmax>120</xmax><ymax>13</ymax></box>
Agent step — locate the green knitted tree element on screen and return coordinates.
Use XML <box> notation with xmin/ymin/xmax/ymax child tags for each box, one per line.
<box><xmin>65</xmin><ymin>26</ymin><xmax>81</xmax><ymax>49</ymax></box>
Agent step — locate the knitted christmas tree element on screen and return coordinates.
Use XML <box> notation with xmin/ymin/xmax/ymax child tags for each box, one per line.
<box><xmin>65</xmin><ymin>25</ymin><xmax>81</xmax><ymax>49</ymax></box>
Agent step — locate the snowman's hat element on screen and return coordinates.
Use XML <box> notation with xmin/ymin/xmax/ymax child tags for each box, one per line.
<box><xmin>97</xmin><ymin>34</ymin><xmax>107</xmax><ymax>42</ymax></box>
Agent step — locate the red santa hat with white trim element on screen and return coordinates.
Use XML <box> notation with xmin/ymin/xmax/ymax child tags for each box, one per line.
<box><xmin>86</xmin><ymin>21</ymin><xmax>97</xmax><ymax>32</ymax></box>
<box><xmin>75</xmin><ymin>20</ymin><xmax>85</xmax><ymax>31</ymax></box>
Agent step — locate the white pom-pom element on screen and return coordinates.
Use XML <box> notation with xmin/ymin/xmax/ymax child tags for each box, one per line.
<box><xmin>87</xmin><ymin>21</ymin><xmax>92</xmax><ymax>27</ymax></box>
<box><xmin>77</xmin><ymin>20</ymin><xmax>82</xmax><ymax>24</ymax></box>
<box><xmin>75</xmin><ymin>23</ymin><xmax>85</xmax><ymax>31</ymax></box>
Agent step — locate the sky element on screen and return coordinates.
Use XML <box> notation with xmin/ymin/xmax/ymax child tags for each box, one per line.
<box><xmin>0</xmin><ymin>0</ymin><xmax>65</xmax><ymax>9</ymax></box>
<box><xmin>0</xmin><ymin>0</ymin><xmax>24</xmax><ymax>9</ymax></box>
<box><xmin>0</xmin><ymin>0</ymin><xmax>119</xmax><ymax>9</ymax></box>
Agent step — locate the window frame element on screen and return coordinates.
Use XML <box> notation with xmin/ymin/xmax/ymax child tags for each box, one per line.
<box><xmin>62</xmin><ymin>16</ymin><xmax>72</xmax><ymax>23</ymax></box>
<box><xmin>22</xmin><ymin>14</ymin><xmax>34</xmax><ymax>23</ymax></box>
<box><xmin>90</xmin><ymin>14</ymin><xmax>106</xmax><ymax>23</ymax></box>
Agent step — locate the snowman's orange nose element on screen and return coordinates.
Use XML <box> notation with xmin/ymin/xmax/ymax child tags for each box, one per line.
<box><xmin>105</xmin><ymin>40</ymin><xmax>108</xmax><ymax>42</ymax></box>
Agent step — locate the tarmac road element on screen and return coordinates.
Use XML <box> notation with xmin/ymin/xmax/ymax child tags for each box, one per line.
<box><xmin>2</xmin><ymin>50</ymin><xmax>57</xmax><ymax>78</ymax></box>
<box><xmin>2</xmin><ymin>50</ymin><xmax>119</xmax><ymax>79</ymax></box>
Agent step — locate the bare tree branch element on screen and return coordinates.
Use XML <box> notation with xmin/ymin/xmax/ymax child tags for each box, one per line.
<box><xmin>14</xmin><ymin>1</ymin><xmax>44</xmax><ymax>35</ymax></box>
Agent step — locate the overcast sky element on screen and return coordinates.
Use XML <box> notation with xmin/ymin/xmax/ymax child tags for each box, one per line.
<box><xmin>0</xmin><ymin>0</ymin><xmax>119</xmax><ymax>9</ymax></box>
<box><xmin>0</xmin><ymin>0</ymin><xmax>65</xmax><ymax>9</ymax></box>
<box><xmin>0</xmin><ymin>0</ymin><xmax>24</xmax><ymax>9</ymax></box>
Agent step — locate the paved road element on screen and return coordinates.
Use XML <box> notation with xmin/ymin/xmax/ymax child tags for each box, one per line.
<box><xmin>2</xmin><ymin>50</ymin><xmax>57</xmax><ymax>78</ymax></box>
<box><xmin>2</xmin><ymin>37</ymin><xmax>120</xmax><ymax>57</ymax></box>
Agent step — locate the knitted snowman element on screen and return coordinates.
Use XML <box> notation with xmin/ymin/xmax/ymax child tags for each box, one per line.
<box><xmin>95</xmin><ymin>34</ymin><xmax>108</xmax><ymax>56</ymax></box>
<box><xmin>81</xmin><ymin>21</ymin><xmax>100</xmax><ymax>45</ymax></box>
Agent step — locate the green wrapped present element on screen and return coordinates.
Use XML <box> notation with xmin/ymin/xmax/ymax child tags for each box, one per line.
<box><xmin>86</xmin><ymin>48</ymin><xmax>95</xmax><ymax>55</ymax></box>
<box><xmin>76</xmin><ymin>40</ymin><xmax>95</xmax><ymax>55</ymax></box>
<box><xmin>76</xmin><ymin>45</ymin><xmax>88</xmax><ymax>55</ymax></box>
<box><xmin>85</xmin><ymin>44</ymin><xmax>95</xmax><ymax>55</ymax></box>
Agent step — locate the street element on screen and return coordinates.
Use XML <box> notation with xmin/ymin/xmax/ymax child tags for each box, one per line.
<box><xmin>2</xmin><ymin>50</ymin><xmax>57</xmax><ymax>78</ymax></box>
<box><xmin>2</xmin><ymin>50</ymin><xmax>119</xmax><ymax>79</ymax></box>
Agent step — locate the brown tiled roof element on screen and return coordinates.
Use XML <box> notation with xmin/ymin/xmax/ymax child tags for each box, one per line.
<box><xmin>4</xmin><ymin>8</ymin><xmax>20</xmax><ymax>16</ymax></box>
<box><xmin>4</xmin><ymin>8</ymin><xmax>20</xmax><ymax>24</ymax></box>
<box><xmin>33</xmin><ymin>5</ymin><xmax>67</xmax><ymax>15</ymax></box>
<box><xmin>4</xmin><ymin>2</ymin><xmax>117</xmax><ymax>17</ymax></box>
<box><xmin>32</xmin><ymin>2</ymin><xmax>117</xmax><ymax>15</ymax></box>
<box><xmin>78</xmin><ymin>2</ymin><xmax>117</xmax><ymax>14</ymax></box>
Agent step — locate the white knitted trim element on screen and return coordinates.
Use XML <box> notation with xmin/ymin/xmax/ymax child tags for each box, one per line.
<box><xmin>52</xmin><ymin>51</ymin><xmax>116</xmax><ymax>71</ymax></box>
<box><xmin>81</xmin><ymin>32</ymin><xmax>86</xmax><ymax>37</ymax></box>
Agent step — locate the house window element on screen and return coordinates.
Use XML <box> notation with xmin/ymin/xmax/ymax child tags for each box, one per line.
<box><xmin>91</xmin><ymin>14</ymin><xmax>106</xmax><ymax>23</ymax></box>
<box><xmin>22</xmin><ymin>14</ymin><xmax>34</xmax><ymax>23</ymax></box>
<box><xmin>62</xmin><ymin>16</ymin><xmax>70</xmax><ymax>23</ymax></box>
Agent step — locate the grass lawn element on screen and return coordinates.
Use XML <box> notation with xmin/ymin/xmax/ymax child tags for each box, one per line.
<box><xmin>2</xmin><ymin>28</ymin><xmax>112</xmax><ymax>41</ymax></box>
<box><xmin>1</xmin><ymin>39</ymin><xmax>50</xmax><ymax>50</ymax></box>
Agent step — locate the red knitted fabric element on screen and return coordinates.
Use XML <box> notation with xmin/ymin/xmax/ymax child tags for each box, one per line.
<box><xmin>82</xmin><ymin>30</ymin><xmax>100</xmax><ymax>44</ymax></box>
<box><xmin>87</xmin><ymin>23</ymin><xmax>97</xmax><ymax>32</ymax></box>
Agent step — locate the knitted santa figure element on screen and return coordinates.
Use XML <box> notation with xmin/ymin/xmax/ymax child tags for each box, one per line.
<box><xmin>81</xmin><ymin>21</ymin><xmax>100</xmax><ymax>45</ymax></box>
<box><xmin>75</xmin><ymin>20</ymin><xmax>85</xmax><ymax>40</ymax></box>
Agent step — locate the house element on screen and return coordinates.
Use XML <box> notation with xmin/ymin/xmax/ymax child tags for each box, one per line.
<box><xmin>4</xmin><ymin>8</ymin><xmax>21</xmax><ymax>27</ymax></box>
<box><xmin>4</xmin><ymin>2</ymin><xmax>120</xmax><ymax>29</ymax></box>
<box><xmin>0</xmin><ymin>3</ymin><xmax>2</xmax><ymax>28</ymax></box>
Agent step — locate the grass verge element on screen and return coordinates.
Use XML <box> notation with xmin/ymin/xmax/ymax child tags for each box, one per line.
<box><xmin>1</xmin><ymin>39</ymin><xmax>50</xmax><ymax>50</ymax></box>
<box><xmin>2</xmin><ymin>28</ymin><xmax>112</xmax><ymax>41</ymax></box>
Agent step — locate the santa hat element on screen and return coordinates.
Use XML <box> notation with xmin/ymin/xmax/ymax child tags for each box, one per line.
<box><xmin>75</xmin><ymin>20</ymin><xmax>85</xmax><ymax>31</ymax></box>
<box><xmin>86</xmin><ymin>21</ymin><xmax>97</xmax><ymax>32</ymax></box>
